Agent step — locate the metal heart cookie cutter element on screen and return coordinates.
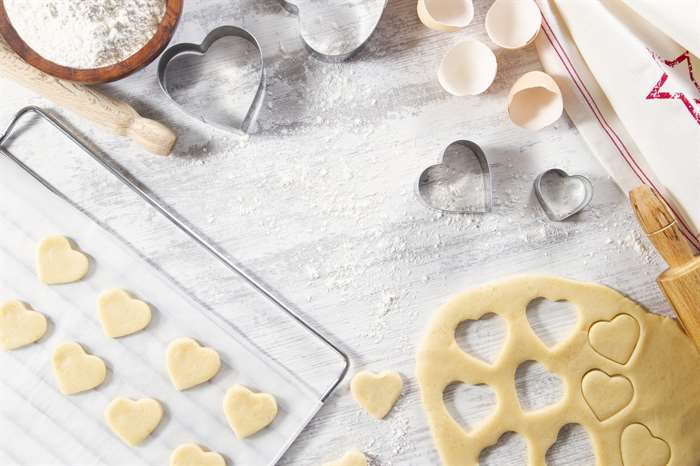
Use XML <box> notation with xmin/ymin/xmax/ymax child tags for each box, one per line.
<box><xmin>280</xmin><ymin>0</ymin><xmax>388</xmax><ymax>62</ymax></box>
<box><xmin>534</xmin><ymin>168</ymin><xmax>593</xmax><ymax>221</ymax></box>
<box><xmin>417</xmin><ymin>140</ymin><xmax>493</xmax><ymax>214</ymax></box>
<box><xmin>157</xmin><ymin>26</ymin><xmax>265</xmax><ymax>135</ymax></box>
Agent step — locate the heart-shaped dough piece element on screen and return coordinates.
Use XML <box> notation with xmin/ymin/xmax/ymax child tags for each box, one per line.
<box><xmin>98</xmin><ymin>289</ymin><xmax>151</xmax><ymax>338</ymax></box>
<box><xmin>581</xmin><ymin>370</ymin><xmax>633</xmax><ymax>421</ymax></box>
<box><xmin>166</xmin><ymin>337</ymin><xmax>221</xmax><ymax>390</ymax></box>
<box><xmin>0</xmin><ymin>300</ymin><xmax>47</xmax><ymax>350</ymax></box>
<box><xmin>105</xmin><ymin>397</ymin><xmax>163</xmax><ymax>446</ymax></box>
<box><xmin>223</xmin><ymin>385</ymin><xmax>277</xmax><ymax>439</ymax></box>
<box><xmin>36</xmin><ymin>235</ymin><xmax>89</xmax><ymax>285</ymax></box>
<box><xmin>170</xmin><ymin>443</ymin><xmax>225</xmax><ymax>466</ymax></box>
<box><xmin>351</xmin><ymin>370</ymin><xmax>403</xmax><ymax>419</ymax></box>
<box><xmin>589</xmin><ymin>314</ymin><xmax>640</xmax><ymax>365</ymax></box>
<box><xmin>322</xmin><ymin>449</ymin><xmax>368</xmax><ymax>466</ymax></box>
<box><xmin>52</xmin><ymin>342</ymin><xmax>106</xmax><ymax>395</ymax></box>
<box><xmin>621</xmin><ymin>423</ymin><xmax>670</xmax><ymax>466</ymax></box>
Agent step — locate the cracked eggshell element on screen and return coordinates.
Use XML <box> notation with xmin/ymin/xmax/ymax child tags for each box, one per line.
<box><xmin>486</xmin><ymin>0</ymin><xmax>542</xmax><ymax>49</ymax></box>
<box><xmin>438</xmin><ymin>40</ymin><xmax>497</xmax><ymax>96</ymax></box>
<box><xmin>507</xmin><ymin>71</ymin><xmax>563</xmax><ymax>130</ymax></box>
<box><xmin>417</xmin><ymin>0</ymin><xmax>474</xmax><ymax>32</ymax></box>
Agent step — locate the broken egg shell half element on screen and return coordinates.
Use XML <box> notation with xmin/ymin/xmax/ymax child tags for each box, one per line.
<box><xmin>486</xmin><ymin>0</ymin><xmax>542</xmax><ymax>49</ymax></box>
<box><xmin>438</xmin><ymin>40</ymin><xmax>497</xmax><ymax>96</ymax></box>
<box><xmin>507</xmin><ymin>71</ymin><xmax>563</xmax><ymax>130</ymax></box>
<box><xmin>417</xmin><ymin>0</ymin><xmax>474</xmax><ymax>32</ymax></box>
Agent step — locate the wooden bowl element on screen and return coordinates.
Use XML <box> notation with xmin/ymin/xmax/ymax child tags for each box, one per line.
<box><xmin>0</xmin><ymin>0</ymin><xmax>183</xmax><ymax>84</ymax></box>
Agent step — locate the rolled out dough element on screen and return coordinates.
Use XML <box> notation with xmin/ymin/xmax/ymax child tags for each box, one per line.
<box><xmin>416</xmin><ymin>276</ymin><xmax>700</xmax><ymax>466</ymax></box>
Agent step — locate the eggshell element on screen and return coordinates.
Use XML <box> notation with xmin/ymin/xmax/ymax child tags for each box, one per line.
<box><xmin>417</xmin><ymin>0</ymin><xmax>474</xmax><ymax>32</ymax></box>
<box><xmin>486</xmin><ymin>0</ymin><xmax>541</xmax><ymax>49</ymax></box>
<box><xmin>507</xmin><ymin>71</ymin><xmax>563</xmax><ymax>130</ymax></box>
<box><xmin>438</xmin><ymin>40</ymin><xmax>497</xmax><ymax>96</ymax></box>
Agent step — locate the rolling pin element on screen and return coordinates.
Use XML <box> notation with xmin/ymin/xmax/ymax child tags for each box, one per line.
<box><xmin>629</xmin><ymin>185</ymin><xmax>700</xmax><ymax>351</ymax></box>
<box><xmin>0</xmin><ymin>39</ymin><xmax>176</xmax><ymax>156</ymax></box>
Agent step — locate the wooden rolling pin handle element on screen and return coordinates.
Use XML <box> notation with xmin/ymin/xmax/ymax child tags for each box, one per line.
<box><xmin>0</xmin><ymin>38</ymin><xmax>176</xmax><ymax>156</ymax></box>
<box><xmin>629</xmin><ymin>185</ymin><xmax>694</xmax><ymax>268</ymax></box>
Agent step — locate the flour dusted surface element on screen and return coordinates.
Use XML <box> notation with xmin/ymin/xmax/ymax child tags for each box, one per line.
<box><xmin>5</xmin><ymin>0</ymin><xmax>165</xmax><ymax>69</ymax></box>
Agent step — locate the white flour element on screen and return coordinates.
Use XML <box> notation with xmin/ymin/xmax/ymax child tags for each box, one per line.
<box><xmin>5</xmin><ymin>0</ymin><xmax>165</xmax><ymax>69</ymax></box>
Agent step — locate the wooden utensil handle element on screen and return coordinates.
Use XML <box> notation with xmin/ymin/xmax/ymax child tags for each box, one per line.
<box><xmin>629</xmin><ymin>185</ymin><xmax>694</xmax><ymax>267</ymax></box>
<box><xmin>0</xmin><ymin>39</ymin><xmax>176</xmax><ymax>156</ymax></box>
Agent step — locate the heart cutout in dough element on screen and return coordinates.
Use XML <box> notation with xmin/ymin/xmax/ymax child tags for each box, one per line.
<box><xmin>589</xmin><ymin>314</ymin><xmax>640</xmax><ymax>365</ymax></box>
<box><xmin>105</xmin><ymin>397</ymin><xmax>163</xmax><ymax>446</ymax></box>
<box><xmin>581</xmin><ymin>370</ymin><xmax>633</xmax><ymax>421</ymax></box>
<box><xmin>620</xmin><ymin>423</ymin><xmax>670</xmax><ymax>466</ymax></box>
<box><xmin>98</xmin><ymin>289</ymin><xmax>151</xmax><ymax>338</ymax></box>
<box><xmin>223</xmin><ymin>385</ymin><xmax>278</xmax><ymax>439</ymax></box>
<box><xmin>455</xmin><ymin>312</ymin><xmax>507</xmax><ymax>365</ymax></box>
<box><xmin>526</xmin><ymin>298</ymin><xmax>578</xmax><ymax>348</ymax></box>
<box><xmin>322</xmin><ymin>449</ymin><xmax>368</xmax><ymax>466</ymax></box>
<box><xmin>351</xmin><ymin>371</ymin><xmax>403</xmax><ymax>419</ymax></box>
<box><xmin>166</xmin><ymin>337</ymin><xmax>221</xmax><ymax>390</ymax></box>
<box><xmin>52</xmin><ymin>342</ymin><xmax>106</xmax><ymax>395</ymax></box>
<box><xmin>36</xmin><ymin>235</ymin><xmax>89</xmax><ymax>285</ymax></box>
<box><xmin>0</xmin><ymin>300</ymin><xmax>47</xmax><ymax>350</ymax></box>
<box><xmin>170</xmin><ymin>443</ymin><xmax>225</xmax><ymax>466</ymax></box>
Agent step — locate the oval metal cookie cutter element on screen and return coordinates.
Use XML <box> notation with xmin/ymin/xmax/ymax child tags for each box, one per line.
<box><xmin>534</xmin><ymin>168</ymin><xmax>593</xmax><ymax>221</ymax></box>
<box><xmin>157</xmin><ymin>25</ymin><xmax>265</xmax><ymax>135</ymax></box>
<box><xmin>279</xmin><ymin>0</ymin><xmax>388</xmax><ymax>62</ymax></box>
<box><xmin>417</xmin><ymin>140</ymin><xmax>493</xmax><ymax>214</ymax></box>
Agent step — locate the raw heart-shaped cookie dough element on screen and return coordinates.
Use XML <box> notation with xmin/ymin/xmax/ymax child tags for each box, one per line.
<box><xmin>105</xmin><ymin>397</ymin><xmax>163</xmax><ymax>446</ymax></box>
<box><xmin>621</xmin><ymin>423</ymin><xmax>670</xmax><ymax>466</ymax></box>
<box><xmin>36</xmin><ymin>235</ymin><xmax>89</xmax><ymax>285</ymax></box>
<box><xmin>52</xmin><ymin>342</ymin><xmax>106</xmax><ymax>395</ymax></box>
<box><xmin>350</xmin><ymin>370</ymin><xmax>403</xmax><ymax>419</ymax></box>
<box><xmin>589</xmin><ymin>314</ymin><xmax>640</xmax><ymax>365</ymax></box>
<box><xmin>98</xmin><ymin>289</ymin><xmax>151</xmax><ymax>338</ymax></box>
<box><xmin>0</xmin><ymin>300</ymin><xmax>47</xmax><ymax>350</ymax></box>
<box><xmin>170</xmin><ymin>443</ymin><xmax>225</xmax><ymax>466</ymax></box>
<box><xmin>416</xmin><ymin>276</ymin><xmax>700</xmax><ymax>466</ymax></box>
<box><xmin>223</xmin><ymin>385</ymin><xmax>277</xmax><ymax>439</ymax></box>
<box><xmin>581</xmin><ymin>370</ymin><xmax>633</xmax><ymax>421</ymax></box>
<box><xmin>322</xmin><ymin>449</ymin><xmax>368</xmax><ymax>466</ymax></box>
<box><xmin>166</xmin><ymin>337</ymin><xmax>221</xmax><ymax>390</ymax></box>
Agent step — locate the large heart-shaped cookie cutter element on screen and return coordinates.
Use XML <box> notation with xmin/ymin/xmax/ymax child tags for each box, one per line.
<box><xmin>279</xmin><ymin>0</ymin><xmax>388</xmax><ymax>62</ymax></box>
<box><xmin>157</xmin><ymin>26</ymin><xmax>266</xmax><ymax>134</ymax></box>
<box><xmin>417</xmin><ymin>140</ymin><xmax>493</xmax><ymax>214</ymax></box>
<box><xmin>534</xmin><ymin>168</ymin><xmax>593</xmax><ymax>221</ymax></box>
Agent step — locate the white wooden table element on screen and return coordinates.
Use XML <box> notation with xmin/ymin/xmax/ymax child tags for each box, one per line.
<box><xmin>0</xmin><ymin>0</ymin><xmax>673</xmax><ymax>464</ymax></box>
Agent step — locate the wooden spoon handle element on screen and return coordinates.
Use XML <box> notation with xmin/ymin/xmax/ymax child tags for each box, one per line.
<box><xmin>0</xmin><ymin>39</ymin><xmax>176</xmax><ymax>156</ymax></box>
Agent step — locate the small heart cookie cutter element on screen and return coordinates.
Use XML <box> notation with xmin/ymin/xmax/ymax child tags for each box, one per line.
<box><xmin>417</xmin><ymin>140</ymin><xmax>493</xmax><ymax>214</ymax></box>
<box><xmin>279</xmin><ymin>0</ymin><xmax>388</xmax><ymax>62</ymax></box>
<box><xmin>534</xmin><ymin>168</ymin><xmax>593</xmax><ymax>221</ymax></box>
<box><xmin>157</xmin><ymin>26</ymin><xmax>266</xmax><ymax>135</ymax></box>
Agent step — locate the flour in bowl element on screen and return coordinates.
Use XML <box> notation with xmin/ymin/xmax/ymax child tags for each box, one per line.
<box><xmin>4</xmin><ymin>0</ymin><xmax>165</xmax><ymax>69</ymax></box>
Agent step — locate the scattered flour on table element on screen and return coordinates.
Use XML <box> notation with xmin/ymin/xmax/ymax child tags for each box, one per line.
<box><xmin>4</xmin><ymin>0</ymin><xmax>165</xmax><ymax>68</ymax></box>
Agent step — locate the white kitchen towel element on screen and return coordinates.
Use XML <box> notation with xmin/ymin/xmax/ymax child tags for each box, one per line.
<box><xmin>535</xmin><ymin>0</ymin><xmax>700</xmax><ymax>249</ymax></box>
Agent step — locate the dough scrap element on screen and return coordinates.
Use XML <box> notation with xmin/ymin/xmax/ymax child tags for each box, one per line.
<box><xmin>588</xmin><ymin>314</ymin><xmax>639</xmax><ymax>365</ymax></box>
<box><xmin>105</xmin><ymin>397</ymin><xmax>163</xmax><ymax>446</ymax></box>
<box><xmin>170</xmin><ymin>443</ymin><xmax>225</xmax><ymax>466</ymax></box>
<box><xmin>166</xmin><ymin>337</ymin><xmax>221</xmax><ymax>390</ymax></box>
<box><xmin>223</xmin><ymin>385</ymin><xmax>277</xmax><ymax>439</ymax></box>
<box><xmin>416</xmin><ymin>276</ymin><xmax>700</xmax><ymax>466</ymax></box>
<box><xmin>581</xmin><ymin>370</ymin><xmax>633</xmax><ymax>421</ymax></box>
<box><xmin>97</xmin><ymin>289</ymin><xmax>151</xmax><ymax>338</ymax></box>
<box><xmin>620</xmin><ymin>423</ymin><xmax>670</xmax><ymax>466</ymax></box>
<box><xmin>52</xmin><ymin>341</ymin><xmax>106</xmax><ymax>395</ymax></box>
<box><xmin>350</xmin><ymin>370</ymin><xmax>403</xmax><ymax>419</ymax></box>
<box><xmin>0</xmin><ymin>300</ymin><xmax>47</xmax><ymax>350</ymax></box>
<box><xmin>36</xmin><ymin>235</ymin><xmax>89</xmax><ymax>285</ymax></box>
<box><xmin>322</xmin><ymin>449</ymin><xmax>368</xmax><ymax>466</ymax></box>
